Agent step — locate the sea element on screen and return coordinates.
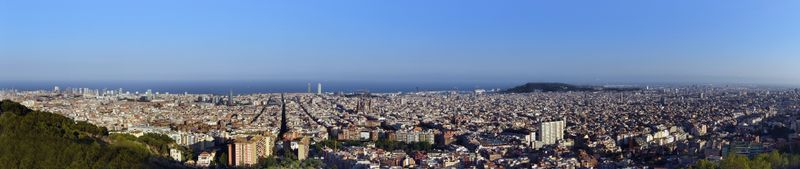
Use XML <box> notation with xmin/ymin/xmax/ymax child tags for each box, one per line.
<box><xmin>0</xmin><ymin>81</ymin><xmax>515</xmax><ymax>95</ymax></box>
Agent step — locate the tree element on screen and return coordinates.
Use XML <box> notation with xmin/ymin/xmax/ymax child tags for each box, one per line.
<box><xmin>0</xmin><ymin>101</ymin><xmax>180</xmax><ymax>169</ymax></box>
<box><xmin>216</xmin><ymin>152</ymin><xmax>228</xmax><ymax>168</ymax></box>
<box><xmin>137</xmin><ymin>133</ymin><xmax>176</xmax><ymax>155</ymax></box>
<box><xmin>690</xmin><ymin>159</ymin><xmax>717</xmax><ymax>169</ymax></box>
<box><xmin>719</xmin><ymin>154</ymin><xmax>750</xmax><ymax>169</ymax></box>
<box><xmin>749</xmin><ymin>159</ymin><xmax>770</xmax><ymax>169</ymax></box>
<box><xmin>1</xmin><ymin>100</ymin><xmax>31</xmax><ymax>115</ymax></box>
<box><xmin>764</xmin><ymin>150</ymin><xmax>788</xmax><ymax>168</ymax></box>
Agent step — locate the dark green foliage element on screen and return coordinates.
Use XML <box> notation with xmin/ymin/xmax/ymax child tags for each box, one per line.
<box><xmin>0</xmin><ymin>100</ymin><xmax>176</xmax><ymax>169</ymax></box>
<box><xmin>1</xmin><ymin>99</ymin><xmax>31</xmax><ymax>115</ymax></box>
<box><xmin>215</xmin><ymin>151</ymin><xmax>228</xmax><ymax>168</ymax></box>
<box><xmin>689</xmin><ymin>159</ymin><xmax>718</xmax><ymax>169</ymax></box>
<box><xmin>755</xmin><ymin>151</ymin><xmax>787</xmax><ymax>169</ymax></box>
<box><xmin>177</xmin><ymin>145</ymin><xmax>193</xmax><ymax>162</ymax></box>
<box><xmin>75</xmin><ymin>121</ymin><xmax>109</xmax><ymax>136</ymax></box>
<box><xmin>503</xmin><ymin>83</ymin><xmax>640</xmax><ymax>93</ymax></box>
<box><xmin>688</xmin><ymin>150</ymin><xmax>800</xmax><ymax>169</ymax></box>
<box><xmin>505</xmin><ymin>83</ymin><xmax>591</xmax><ymax>93</ymax></box>
<box><xmin>719</xmin><ymin>153</ymin><xmax>751</xmax><ymax>169</ymax></box>
<box><xmin>137</xmin><ymin>133</ymin><xmax>176</xmax><ymax>156</ymax></box>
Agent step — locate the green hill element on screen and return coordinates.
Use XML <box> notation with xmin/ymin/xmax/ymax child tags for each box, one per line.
<box><xmin>0</xmin><ymin>100</ymin><xmax>183</xmax><ymax>169</ymax></box>
<box><xmin>504</xmin><ymin>82</ymin><xmax>640</xmax><ymax>93</ymax></box>
<box><xmin>504</xmin><ymin>82</ymin><xmax>592</xmax><ymax>93</ymax></box>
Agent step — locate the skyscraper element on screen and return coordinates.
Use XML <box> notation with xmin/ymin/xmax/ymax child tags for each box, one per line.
<box><xmin>537</xmin><ymin>120</ymin><xmax>565</xmax><ymax>146</ymax></box>
<box><xmin>228</xmin><ymin>90</ymin><xmax>234</xmax><ymax>106</ymax></box>
<box><xmin>317</xmin><ymin>83</ymin><xmax>322</xmax><ymax>94</ymax></box>
<box><xmin>307</xmin><ymin>83</ymin><xmax>312</xmax><ymax>93</ymax></box>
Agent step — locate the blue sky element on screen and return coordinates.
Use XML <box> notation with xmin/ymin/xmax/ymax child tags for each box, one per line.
<box><xmin>1</xmin><ymin>0</ymin><xmax>799</xmax><ymax>85</ymax></box>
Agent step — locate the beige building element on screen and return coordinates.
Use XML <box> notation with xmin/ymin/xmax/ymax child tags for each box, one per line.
<box><xmin>297</xmin><ymin>137</ymin><xmax>310</xmax><ymax>160</ymax></box>
<box><xmin>255</xmin><ymin>134</ymin><xmax>276</xmax><ymax>158</ymax></box>
<box><xmin>538</xmin><ymin>120</ymin><xmax>565</xmax><ymax>146</ymax></box>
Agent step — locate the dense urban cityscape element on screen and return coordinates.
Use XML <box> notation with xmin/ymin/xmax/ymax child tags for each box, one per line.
<box><xmin>2</xmin><ymin>83</ymin><xmax>800</xmax><ymax>168</ymax></box>
<box><xmin>4</xmin><ymin>1</ymin><xmax>800</xmax><ymax>168</ymax></box>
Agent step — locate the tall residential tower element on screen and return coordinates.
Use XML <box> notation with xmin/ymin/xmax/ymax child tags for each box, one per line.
<box><xmin>317</xmin><ymin>83</ymin><xmax>322</xmax><ymax>94</ymax></box>
<box><xmin>537</xmin><ymin>120</ymin><xmax>565</xmax><ymax>146</ymax></box>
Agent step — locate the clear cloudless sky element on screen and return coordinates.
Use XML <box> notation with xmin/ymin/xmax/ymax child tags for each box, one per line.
<box><xmin>1</xmin><ymin>0</ymin><xmax>799</xmax><ymax>86</ymax></box>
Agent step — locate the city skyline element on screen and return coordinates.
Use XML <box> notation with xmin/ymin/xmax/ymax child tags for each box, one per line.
<box><xmin>4</xmin><ymin>1</ymin><xmax>800</xmax><ymax>168</ymax></box>
<box><xmin>2</xmin><ymin>0</ymin><xmax>800</xmax><ymax>85</ymax></box>
<box><xmin>4</xmin><ymin>80</ymin><xmax>799</xmax><ymax>168</ymax></box>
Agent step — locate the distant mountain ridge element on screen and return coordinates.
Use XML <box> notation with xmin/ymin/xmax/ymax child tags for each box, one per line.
<box><xmin>504</xmin><ymin>82</ymin><xmax>640</xmax><ymax>93</ymax></box>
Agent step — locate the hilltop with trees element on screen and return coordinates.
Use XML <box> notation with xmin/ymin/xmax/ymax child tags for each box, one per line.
<box><xmin>0</xmin><ymin>100</ymin><xmax>185</xmax><ymax>169</ymax></box>
<box><xmin>503</xmin><ymin>82</ymin><xmax>641</xmax><ymax>93</ymax></box>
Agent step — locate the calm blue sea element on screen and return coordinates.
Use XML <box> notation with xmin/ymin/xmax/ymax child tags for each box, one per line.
<box><xmin>0</xmin><ymin>81</ymin><xmax>515</xmax><ymax>95</ymax></box>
